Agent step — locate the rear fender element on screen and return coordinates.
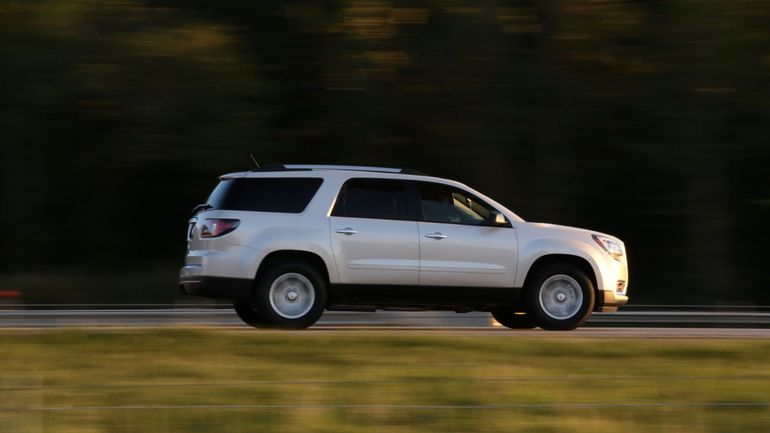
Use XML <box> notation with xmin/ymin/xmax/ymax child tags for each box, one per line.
<box><xmin>246</xmin><ymin>227</ymin><xmax>338</xmax><ymax>282</ymax></box>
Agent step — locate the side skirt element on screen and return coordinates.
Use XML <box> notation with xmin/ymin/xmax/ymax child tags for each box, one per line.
<box><xmin>328</xmin><ymin>284</ymin><xmax>522</xmax><ymax>312</ymax></box>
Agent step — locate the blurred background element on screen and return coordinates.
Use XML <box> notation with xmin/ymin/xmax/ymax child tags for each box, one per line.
<box><xmin>1</xmin><ymin>0</ymin><xmax>769</xmax><ymax>306</ymax></box>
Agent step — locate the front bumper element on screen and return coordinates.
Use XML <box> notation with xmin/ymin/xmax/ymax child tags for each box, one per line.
<box><xmin>597</xmin><ymin>290</ymin><xmax>629</xmax><ymax>313</ymax></box>
<box><xmin>179</xmin><ymin>276</ymin><xmax>253</xmax><ymax>301</ymax></box>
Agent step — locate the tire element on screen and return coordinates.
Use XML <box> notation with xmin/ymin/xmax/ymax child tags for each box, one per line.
<box><xmin>525</xmin><ymin>262</ymin><xmax>595</xmax><ymax>330</ymax></box>
<box><xmin>234</xmin><ymin>301</ymin><xmax>263</xmax><ymax>328</ymax></box>
<box><xmin>251</xmin><ymin>260</ymin><xmax>327</xmax><ymax>329</ymax></box>
<box><xmin>491</xmin><ymin>308</ymin><xmax>537</xmax><ymax>329</ymax></box>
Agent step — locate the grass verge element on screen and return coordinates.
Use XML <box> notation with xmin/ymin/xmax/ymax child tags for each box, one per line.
<box><xmin>2</xmin><ymin>329</ymin><xmax>770</xmax><ymax>432</ymax></box>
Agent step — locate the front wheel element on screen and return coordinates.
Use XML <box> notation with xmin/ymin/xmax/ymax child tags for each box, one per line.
<box><xmin>251</xmin><ymin>260</ymin><xmax>327</xmax><ymax>329</ymax></box>
<box><xmin>491</xmin><ymin>308</ymin><xmax>537</xmax><ymax>329</ymax></box>
<box><xmin>525</xmin><ymin>263</ymin><xmax>595</xmax><ymax>330</ymax></box>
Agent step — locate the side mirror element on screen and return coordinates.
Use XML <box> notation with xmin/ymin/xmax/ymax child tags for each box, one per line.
<box><xmin>487</xmin><ymin>210</ymin><xmax>507</xmax><ymax>226</ymax></box>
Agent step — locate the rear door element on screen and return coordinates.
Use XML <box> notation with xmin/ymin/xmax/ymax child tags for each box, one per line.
<box><xmin>329</xmin><ymin>178</ymin><xmax>419</xmax><ymax>285</ymax></box>
<box><xmin>417</xmin><ymin>182</ymin><xmax>518</xmax><ymax>288</ymax></box>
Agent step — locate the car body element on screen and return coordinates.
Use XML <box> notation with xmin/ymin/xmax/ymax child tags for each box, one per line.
<box><xmin>180</xmin><ymin>164</ymin><xmax>628</xmax><ymax>329</ymax></box>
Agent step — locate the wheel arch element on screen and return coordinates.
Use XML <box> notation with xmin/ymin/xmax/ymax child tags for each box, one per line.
<box><xmin>521</xmin><ymin>254</ymin><xmax>600</xmax><ymax>310</ymax></box>
<box><xmin>255</xmin><ymin>250</ymin><xmax>331</xmax><ymax>288</ymax></box>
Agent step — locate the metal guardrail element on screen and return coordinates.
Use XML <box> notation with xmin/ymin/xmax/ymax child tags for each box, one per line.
<box><xmin>1</xmin><ymin>307</ymin><xmax>770</xmax><ymax>328</ymax></box>
<box><xmin>5</xmin><ymin>304</ymin><xmax>770</xmax><ymax>311</ymax></box>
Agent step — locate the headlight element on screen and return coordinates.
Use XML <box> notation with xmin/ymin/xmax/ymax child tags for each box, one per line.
<box><xmin>592</xmin><ymin>234</ymin><xmax>624</xmax><ymax>261</ymax></box>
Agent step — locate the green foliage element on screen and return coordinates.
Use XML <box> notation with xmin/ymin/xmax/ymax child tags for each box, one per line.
<box><xmin>1</xmin><ymin>0</ymin><xmax>769</xmax><ymax>304</ymax></box>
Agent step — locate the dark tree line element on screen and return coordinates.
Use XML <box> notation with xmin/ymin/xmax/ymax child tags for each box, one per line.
<box><xmin>1</xmin><ymin>0</ymin><xmax>769</xmax><ymax>304</ymax></box>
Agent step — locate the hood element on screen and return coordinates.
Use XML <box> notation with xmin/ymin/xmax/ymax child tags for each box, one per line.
<box><xmin>526</xmin><ymin>222</ymin><xmax>620</xmax><ymax>243</ymax></box>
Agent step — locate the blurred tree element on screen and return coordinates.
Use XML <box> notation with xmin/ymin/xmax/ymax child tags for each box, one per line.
<box><xmin>1</xmin><ymin>0</ymin><xmax>768</xmax><ymax>304</ymax></box>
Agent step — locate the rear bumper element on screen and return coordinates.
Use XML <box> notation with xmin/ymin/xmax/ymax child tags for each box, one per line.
<box><xmin>179</xmin><ymin>276</ymin><xmax>253</xmax><ymax>301</ymax></box>
<box><xmin>597</xmin><ymin>290</ymin><xmax>629</xmax><ymax>313</ymax></box>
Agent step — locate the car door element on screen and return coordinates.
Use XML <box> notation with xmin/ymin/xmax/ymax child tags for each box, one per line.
<box><xmin>417</xmin><ymin>182</ymin><xmax>518</xmax><ymax>288</ymax></box>
<box><xmin>329</xmin><ymin>178</ymin><xmax>419</xmax><ymax>285</ymax></box>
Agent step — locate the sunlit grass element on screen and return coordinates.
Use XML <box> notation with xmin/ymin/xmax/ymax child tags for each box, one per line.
<box><xmin>2</xmin><ymin>329</ymin><xmax>770</xmax><ymax>432</ymax></box>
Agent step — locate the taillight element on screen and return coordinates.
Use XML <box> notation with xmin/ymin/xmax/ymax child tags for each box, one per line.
<box><xmin>200</xmin><ymin>219</ymin><xmax>240</xmax><ymax>238</ymax></box>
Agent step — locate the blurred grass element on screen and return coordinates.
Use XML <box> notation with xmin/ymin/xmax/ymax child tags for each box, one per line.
<box><xmin>2</xmin><ymin>330</ymin><xmax>770</xmax><ymax>432</ymax></box>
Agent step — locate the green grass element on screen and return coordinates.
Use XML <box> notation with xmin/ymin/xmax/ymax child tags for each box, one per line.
<box><xmin>2</xmin><ymin>329</ymin><xmax>770</xmax><ymax>432</ymax></box>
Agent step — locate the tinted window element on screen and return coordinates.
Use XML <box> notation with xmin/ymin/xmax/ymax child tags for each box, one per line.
<box><xmin>332</xmin><ymin>179</ymin><xmax>409</xmax><ymax>220</ymax></box>
<box><xmin>207</xmin><ymin>178</ymin><xmax>323</xmax><ymax>213</ymax></box>
<box><xmin>418</xmin><ymin>183</ymin><xmax>494</xmax><ymax>225</ymax></box>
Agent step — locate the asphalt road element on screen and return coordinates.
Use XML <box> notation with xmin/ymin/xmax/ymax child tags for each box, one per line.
<box><xmin>2</xmin><ymin>308</ymin><xmax>770</xmax><ymax>338</ymax></box>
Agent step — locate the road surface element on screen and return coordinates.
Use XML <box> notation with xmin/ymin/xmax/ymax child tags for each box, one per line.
<box><xmin>1</xmin><ymin>308</ymin><xmax>770</xmax><ymax>337</ymax></box>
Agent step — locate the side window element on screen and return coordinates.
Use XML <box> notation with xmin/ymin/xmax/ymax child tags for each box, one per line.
<box><xmin>332</xmin><ymin>179</ymin><xmax>409</xmax><ymax>220</ymax></box>
<box><xmin>418</xmin><ymin>183</ymin><xmax>494</xmax><ymax>226</ymax></box>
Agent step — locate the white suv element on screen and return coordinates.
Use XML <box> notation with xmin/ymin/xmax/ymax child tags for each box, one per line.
<box><xmin>180</xmin><ymin>164</ymin><xmax>628</xmax><ymax>330</ymax></box>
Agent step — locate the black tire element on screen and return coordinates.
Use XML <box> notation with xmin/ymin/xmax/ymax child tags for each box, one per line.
<box><xmin>251</xmin><ymin>260</ymin><xmax>327</xmax><ymax>329</ymax></box>
<box><xmin>525</xmin><ymin>262</ymin><xmax>595</xmax><ymax>331</ymax></box>
<box><xmin>491</xmin><ymin>308</ymin><xmax>537</xmax><ymax>329</ymax></box>
<box><xmin>233</xmin><ymin>301</ymin><xmax>264</xmax><ymax>328</ymax></box>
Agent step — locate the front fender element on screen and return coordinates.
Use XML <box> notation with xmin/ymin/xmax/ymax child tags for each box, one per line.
<box><xmin>515</xmin><ymin>237</ymin><xmax>605</xmax><ymax>291</ymax></box>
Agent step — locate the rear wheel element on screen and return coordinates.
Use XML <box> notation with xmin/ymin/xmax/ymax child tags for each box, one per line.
<box><xmin>525</xmin><ymin>262</ymin><xmax>595</xmax><ymax>330</ymax></box>
<box><xmin>251</xmin><ymin>260</ymin><xmax>327</xmax><ymax>329</ymax></box>
<box><xmin>233</xmin><ymin>301</ymin><xmax>263</xmax><ymax>327</ymax></box>
<box><xmin>491</xmin><ymin>308</ymin><xmax>537</xmax><ymax>329</ymax></box>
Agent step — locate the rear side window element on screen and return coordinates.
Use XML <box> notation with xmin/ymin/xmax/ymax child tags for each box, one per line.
<box><xmin>207</xmin><ymin>178</ymin><xmax>323</xmax><ymax>213</ymax></box>
<box><xmin>332</xmin><ymin>179</ymin><xmax>409</xmax><ymax>220</ymax></box>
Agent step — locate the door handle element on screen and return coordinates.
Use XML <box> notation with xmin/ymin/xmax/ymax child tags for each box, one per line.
<box><xmin>425</xmin><ymin>232</ymin><xmax>447</xmax><ymax>239</ymax></box>
<box><xmin>335</xmin><ymin>227</ymin><xmax>358</xmax><ymax>235</ymax></box>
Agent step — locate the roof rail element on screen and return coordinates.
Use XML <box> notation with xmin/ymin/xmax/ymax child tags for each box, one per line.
<box><xmin>251</xmin><ymin>164</ymin><xmax>426</xmax><ymax>176</ymax></box>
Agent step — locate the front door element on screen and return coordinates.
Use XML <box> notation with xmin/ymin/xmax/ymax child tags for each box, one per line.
<box><xmin>416</xmin><ymin>182</ymin><xmax>518</xmax><ymax>287</ymax></box>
